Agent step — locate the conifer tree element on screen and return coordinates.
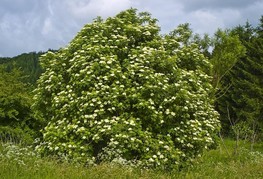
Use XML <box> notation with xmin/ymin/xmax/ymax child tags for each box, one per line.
<box><xmin>217</xmin><ymin>19</ymin><xmax>263</xmax><ymax>138</ymax></box>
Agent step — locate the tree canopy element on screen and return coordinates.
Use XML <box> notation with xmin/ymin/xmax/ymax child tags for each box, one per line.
<box><xmin>215</xmin><ymin>18</ymin><xmax>263</xmax><ymax>139</ymax></box>
<box><xmin>0</xmin><ymin>66</ymin><xmax>40</xmax><ymax>143</ymax></box>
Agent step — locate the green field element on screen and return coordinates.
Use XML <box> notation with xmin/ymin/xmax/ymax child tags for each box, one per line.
<box><xmin>1</xmin><ymin>139</ymin><xmax>263</xmax><ymax>179</ymax></box>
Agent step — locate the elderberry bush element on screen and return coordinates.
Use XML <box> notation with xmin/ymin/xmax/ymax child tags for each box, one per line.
<box><xmin>33</xmin><ymin>9</ymin><xmax>220</xmax><ymax>170</ymax></box>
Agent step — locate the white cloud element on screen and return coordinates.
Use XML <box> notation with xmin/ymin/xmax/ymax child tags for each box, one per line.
<box><xmin>42</xmin><ymin>18</ymin><xmax>53</xmax><ymax>35</ymax></box>
<box><xmin>243</xmin><ymin>1</ymin><xmax>263</xmax><ymax>25</ymax></box>
<box><xmin>130</xmin><ymin>0</ymin><xmax>185</xmax><ymax>33</ymax></box>
<box><xmin>98</xmin><ymin>0</ymin><xmax>132</xmax><ymax>17</ymax></box>
<box><xmin>188</xmin><ymin>10</ymin><xmax>224</xmax><ymax>35</ymax></box>
<box><xmin>217</xmin><ymin>9</ymin><xmax>241</xmax><ymax>27</ymax></box>
<box><xmin>0</xmin><ymin>16</ymin><xmax>10</xmax><ymax>32</ymax></box>
<box><xmin>47</xmin><ymin>0</ymin><xmax>54</xmax><ymax>16</ymax></box>
<box><xmin>187</xmin><ymin>8</ymin><xmax>241</xmax><ymax>35</ymax></box>
<box><xmin>66</xmin><ymin>0</ymin><xmax>132</xmax><ymax>19</ymax></box>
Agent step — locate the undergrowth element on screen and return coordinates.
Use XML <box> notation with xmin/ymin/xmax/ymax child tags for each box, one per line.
<box><xmin>0</xmin><ymin>139</ymin><xmax>263</xmax><ymax>179</ymax></box>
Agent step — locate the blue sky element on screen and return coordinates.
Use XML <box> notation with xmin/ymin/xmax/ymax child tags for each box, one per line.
<box><xmin>0</xmin><ymin>0</ymin><xmax>262</xmax><ymax>57</ymax></box>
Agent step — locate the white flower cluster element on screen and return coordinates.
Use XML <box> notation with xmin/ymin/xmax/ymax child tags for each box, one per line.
<box><xmin>0</xmin><ymin>143</ymin><xmax>38</xmax><ymax>166</ymax></box>
<box><xmin>33</xmin><ymin>9</ymin><xmax>220</xmax><ymax>170</ymax></box>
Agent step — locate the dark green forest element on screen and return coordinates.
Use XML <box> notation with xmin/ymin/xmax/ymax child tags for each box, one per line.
<box><xmin>0</xmin><ymin>12</ymin><xmax>262</xmax><ymax>166</ymax></box>
<box><xmin>0</xmin><ymin>52</ymin><xmax>43</xmax><ymax>84</ymax></box>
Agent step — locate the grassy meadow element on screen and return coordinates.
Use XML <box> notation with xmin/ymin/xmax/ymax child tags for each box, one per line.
<box><xmin>0</xmin><ymin>139</ymin><xmax>263</xmax><ymax>179</ymax></box>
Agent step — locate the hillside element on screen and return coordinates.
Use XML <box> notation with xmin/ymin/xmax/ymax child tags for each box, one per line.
<box><xmin>0</xmin><ymin>52</ymin><xmax>44</xmax><ymax>84</ymax></box>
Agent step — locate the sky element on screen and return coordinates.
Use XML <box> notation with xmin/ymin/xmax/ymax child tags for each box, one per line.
<box><xmin>0</xmin><ymin>0</ymin><xmax>262</xmax><ymax>57</ymax></box>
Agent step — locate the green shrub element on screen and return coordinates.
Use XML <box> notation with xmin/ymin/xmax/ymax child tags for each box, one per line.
<box><xmin>33</xmin><ymin>9</ymin><xmax>220</xmax><ymax>170</ymax></box>
<box><xmin>0</xmin><ymin>66</ymin><xmax>41</xmax><ymax>144</ymax></box>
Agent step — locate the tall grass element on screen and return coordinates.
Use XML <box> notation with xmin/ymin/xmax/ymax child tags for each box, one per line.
<box><xmin>179</xmin><ymin>139</ymin><xmax>263</xmax><ymax>178</ymax></box>
<box><xmin>0</xmin><ymin>139</ymin><xmax>263</xmax><ymax>179</ymax></box>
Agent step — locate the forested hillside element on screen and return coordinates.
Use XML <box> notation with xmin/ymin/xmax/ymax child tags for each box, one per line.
<box><xmin>0</xmin><ymin>51</ymin><xmax>43</xmax><ymax>84</ymax></box>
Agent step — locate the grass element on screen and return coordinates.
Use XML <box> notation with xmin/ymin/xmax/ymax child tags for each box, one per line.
<box><xmin>179</xmin><ymin>139</ymin><xmax>263</xmax><ymax>179</ymax></box>
<box><xmin>0</xmin><ymin>139</ymin><xmax>263</xmax><ymax>179</ymax></box>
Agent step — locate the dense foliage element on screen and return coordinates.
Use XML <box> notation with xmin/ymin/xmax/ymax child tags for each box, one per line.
<box><xmin>215</xmin><ymin>18</ymin><xmax>263</xmax><ymax>139</ymax></box>
<box><xmin>0</xmin><ymin>66</ymin><xmax>40</xmax><ymax>144</ymax></box>
<box><xmin>0</xmin><ymin>52</ymin><xmax>47</xmax><ymax>144</ymax></box>
<box><xmin>33</xmin><ymin>9</ymin><xmax>220</xmax><ymax>169</ymax></box>
<box><xmin>210</xmin><ymin>29</ymin><xmax>246</xmax><ymax>89</ymax></box>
